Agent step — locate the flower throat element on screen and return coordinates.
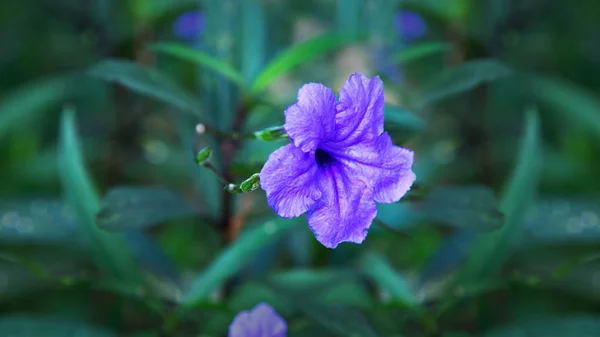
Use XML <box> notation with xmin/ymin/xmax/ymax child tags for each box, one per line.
<box><xmin>315</xmin><ymin>148</ymin><xmax>335</xmax><ymax>168</ymax></box>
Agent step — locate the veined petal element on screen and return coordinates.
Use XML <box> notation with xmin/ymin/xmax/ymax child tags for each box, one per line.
<box><xmin>284</xmin><ymin>83</ymin><xmax>337</xmax><ymax>152</ymax></box>
<box><xmin>260</xmin><ymin>144</ymin><xmax>322</xmax><ymax>218</ymax></box>
<box><xmin>334</xmin><ymin>73</ymin><xmax>385</xmax><ymax>145</ymax></box>
<box><xmin>306</xmin><ymin>165</ymin><xmax>377</xmax><ymax>249</ymax></box>
<box><xmin>327</xmin><ymin>132</ymin><xmax>416</xmax><ymax>203</ymax></box>
<box><xmin>228</xmin><ymin>303</ymin><xmax>287</xmax><ymax>337</ymax></box>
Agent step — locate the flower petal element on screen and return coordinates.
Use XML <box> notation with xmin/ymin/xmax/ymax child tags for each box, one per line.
<box><xmin>327</xmin><ymin>132</ymin><xmax>416</xmax><ymax>203</ymax></box>
<box><xmin>334</xmin><ymin>73</ymin><xmax>385</xmax><ymax>145</ymax></box>
<box><xmin>228</xmin><ymin>303</ymin><xmax>287</xmax><ymax>337</ymax></box>
<box><xmin>260</xmin><ymin>144</ymin><xmax>322</xmax><ymax>218</ymax></box>
<box><xmin>284</xmin><ymin>83</ymin><xmax>337</xmax><ymax>152</ymax></box>
<box><xmin>306</xmin><ymin>165</ymin><xmax>377</xmax><ymax>248</ymax></box>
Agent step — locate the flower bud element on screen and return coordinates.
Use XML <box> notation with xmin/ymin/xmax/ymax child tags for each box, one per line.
<box><xmin>195</xmin><ymin>147</ymin><xmax>212</xmax><ymax>165</ymax></box>
<box><xmin>239</xmin><ymin>173</ymin><xmax>260</xmax><ymax>192</ymax></box>
<box><xmin>254</xmin><ymin>126</ymin><xmax>287</xmax><ymax>141</ymax></box>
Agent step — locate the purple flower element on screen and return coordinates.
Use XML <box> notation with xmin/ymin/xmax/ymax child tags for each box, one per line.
<box><xmin>228</xmin><ymin>303</ymin><xmax>287</xmax><ymax>337</ymax></box>
<box><xmin>260</xmin><ymin>73</ymin><xmax>416</xmax><ymax>249</ymax></box>
<box><xmin>395</xmin><ymin>11</ymin><xmax>427</xmax><ymax>41</ymax></box>
<box><xmin>173</xmin><ymin>11</ymin><xmax>204</xmax><ymax>41</ymax></box>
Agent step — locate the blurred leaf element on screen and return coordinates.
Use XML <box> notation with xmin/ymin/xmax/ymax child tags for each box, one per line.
<box><xmin>96</xmin><ymin>186</ymin><xmax>197</xmax><ymax>232</ymax></box>
<box><xmin>336</xmin><ymin>0</ymin><xmax>361</xmax><ymax>39</ymax></box>
<box><xmin>0</xmin><ymin>254</ymin><xmax>88</xmax><ymax>302</ymax></box>
<box><xmin>360</xmin><ymin>252</ymin><xmax>419</xmax><ymax>308</ymax></box>
<box><xmin>240</xmin><ymin>0</ymin><xmax>265</xmax><ymax>83</ymax></box>
<box><xmin>182</xmin><ymin>218</ymin><xmax>298</xmax><ymax>307</ymax></box>
<box><xmin>528</xmin><ymin>75</ymin><xmax>600</xmax><ymax>141</ymax></box>
<box><xmin>87</xmin><ymin>59</ymin><xmax>202</xmax><ymax>117</ymax></box>
<box><xmin>0</xmin><ymin>76</ymin><xmax>74</xmax><ymax>141</ymax></box>
<box><xmin>420</xmin><ymin>230</ymin><xmax>477</xmax><ymax>285</ymax></box>
<box><xmin>250</xmin><ymin>33</ymin><xmax>361</xmax><ymax>95</ymax></box>
<box><xmin>403</xmin><ymin>0</ymin><xmax>471</xmax><ymax>22</ymax></box>
<box><xmin>521</xmin><ymin>199</ymin><xmax>600</xmax><ymax>246</ymax></box>
<box><xmin>0</xmin><ymin>315</ymin><xmax>116</xmax><ymax>337</ymax></box>
<box><xmin>459</xmin><ymin>107</ymin><xmax>542</xmax><ymax>281</ymax></box>
<box><xmin>0</xmin><ymin>200</ymin><xmax>80</xmax><ymax>245</ymax></box>
<box><xmin>483</xmin><ymin>315</ymin><xmax>600</xmax><ymax>337</ymax></box>
<box><xmin>153</xmin><ymin>43</ymin><xmax>245</xmax><ymax>86</ymax></box>
<box><xmin>269</xmin><ymin>283</ymin><xmax>379</xmax><ymax>337</ymax></box>
<box><xmin>410</xmin><ymin>186</ymin><xmax>504</xmax><ymax>231</ymax></box>
<box><xmin>123</xmin><ymin>231</ymin><xmax>182</xmax><ymax>287</ymax></box>
<box><xmin>270</xmin><ymin>269</ymin><xmax>373</xmax><ymax>308</ymax></box>
<box><xmin>57</xmin><ymin>107</ymin><xmax>139</xmax><ymax>282</ymax></box>
<box><xmin>390</xmin><ymin>42</ymin><xmax>451</xmax><ymax>64</ymax></box>
<box><xmin>229</xmin><ymin>269</ymin><xmax>373</xmax><ymax>317</ymax></box>
<box><xmin>384</xmin><ymin>104</ymin><xmax>426</xmax><ymax>141</ymax></box>
<box><xmin>419</xmin><ymin>59</ymin><xmax>513</xmax><ymax>107</ymax></box>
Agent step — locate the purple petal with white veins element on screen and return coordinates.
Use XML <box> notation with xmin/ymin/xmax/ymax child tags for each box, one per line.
<box><xmin>260</xmin><ymin>144</ymin><xmax>322</xmax><ymax>218</ymax></box>
<box><xmin>228</xmin><ymin>303</ymin><xmax>287</xmax><ymax>337</ymax></box>
<box><xmin>334</xmin><ymin>73</ymin><xmax>385</xmax><ymax>146</ymax></box>
<box><xmin>306</xmin><ymin>164</ymin><xmax>377</xmax><ymax>248</ymax></box>
<box><xmin>325</xmin><ymin>132</ymin><xmax>416</xmax><ymax>203</ymax></box>
<box><xmin>285</xmin><ymin>83</ymin><xmax>337</xmax><ymax>153</ymax></box>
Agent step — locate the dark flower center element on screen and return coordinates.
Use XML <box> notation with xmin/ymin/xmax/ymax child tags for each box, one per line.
<box><xmin>315</xmin><ymin>148</ymin><xmax>335</xmax><ymax>168</ymax></box>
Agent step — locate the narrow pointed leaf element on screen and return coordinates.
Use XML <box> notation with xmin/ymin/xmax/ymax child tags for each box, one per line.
<box><xmin>57</xmin><ymin>107</ymin><xmax>139</xmax><ymax>282</ymax></box>
<box><xmin>459</xmin><ymin>107</ymin><xmax>542</xmax><ymax>281</ymax></box>
<box><xmin>360</xmin><ymin>252</ymin><xmax>419</xmax><ymax>308</ymax></box>
<box><xmin>152</xmin><ymin>43</ymin><xmax>245</xmax><ymax>86</ymax></box>
<box><xmin>96</xmin><ymin>186</ymin><xmax>197</xmax><ymax>232</ymax></box>
<box><xmin>182</xmin><ymin>218</ymin><xmax>298</xmax><ymax>306</ymax></box>
<box><xmin>419</xmin><ymin>59</ymin><xmax>513</xmax><ymax>107</ymax></box>
<box><xmin>409</xmin><ymin>185</ymin><xmax>504</xmax><ymax>231</ymax></box>
<box><xmin>391</xmin><ymin>42</ymin><xmax>451</xmax><ymax>64</ymax></box>
<box><xmin>250</xmin><ymin>33</ymin><xmax>361</xmax><ymax>95</ymax></box>
<box><xmin>87</xmin><ymin>59</ymin><xmax>202</xmax><ymax>116</ymax></box>
<box><xmin>527</xmin><ymin>75</ymin><xmax>600</xmax><ymax>141</ymax></box>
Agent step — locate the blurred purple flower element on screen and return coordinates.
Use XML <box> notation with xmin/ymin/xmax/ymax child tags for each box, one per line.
<box><xmin>395</xmin><ymin>11</ymin><xmax>426</xmax><ymax>42</ymax></box>
<box><xmin>260</xmin><ymin>73</ymin><xmax>416</xmax><ymax>249</ymax></box>
<box><xmin>228</xmin><ymin>303</ymin><xmax>287</xmax><ymax>337</ymax></box>
<box><xmin>173</xmin><ymin>11</ymin><xmax>205</xmax><ymax>41</ymax></box>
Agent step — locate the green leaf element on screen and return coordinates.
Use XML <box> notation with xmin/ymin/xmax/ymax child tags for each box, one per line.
<box><xmin>0</xmin><ymin>200</ymin><xmax>80</xmax><ymax>245</ymax></box>
<box><xmin>483</xmin><ymin>315</ymin><xmax>600</xmax><ymax>337</ymax></box>
<box><xmin>384</xmin><ymin>104</ymin><xmax>426</xmax><ymax>141</ymax></box>
<box><xmin>419</xmin><ymin>59</ymin><xmax>513</xmax><ymax>107</ymax></box>
<box><xmin>57</xmin><ymin>107</ymin><xmax>139</xmax><ymax>282</ymax></box>
<box><xmin>0</xmin><ymin>315</ymin><xmax>117</xmax><ymax>337</ymax></box>
<box><xmin>240</xmin><ymin>0</ymin><xmax>265</xmax><ymax>83</ymax></box>
<box><xmin>250</xmin><ymin>33</ymin><xmax>361</xmax><ymax>95</ymax></box>
<box><xmin>409</xmin><ymin>186</ymin><xmax>504</xmax><ymax>231</ymax></box>
<box><xmin>459</xmin><ymin>107</ymin><xmax>542</xmax><ymax>282</ymax></box>
<box><xmin>152</xmin><ymin>43</ymin><xmax>245</xmax><ymax>87</ymax></box>
<box><xmin>390</xmin><ymin>42</ymin><xmax>451</xmax><ymax>64</ymax></box>
<box><xmin>521</xmin><ymin>198</ymin><xmax>600</xmax><ymax>246</ymax></box>
<box><xmin>96</xmin><ymin>186</ymin><xmax>197</xmax><ymax>232</ymax></box>
<box><xmin>0</xmin><ymin>76</ymin><xmax>74</xmax><ymax>141</ymax></box>
<box><xmin>360</xmin><ymin>252</ymin><xmax>419</xmax><ymax>308</ymax></box>
<box><xmin>268</xmin><ymin>282</ymin><xmax>379</xmax><ymax>337</ymax></box>
<box><xmin>419</xmin><ymin>230</ymin><xmax>476</xmax><ymax>285</ymax></box>
<box><xmin>228</xmin><ymin>269</ymin><xmax>373</xmax><ymax>317</ymax></box>
<box><xmin>87</xmin><ymin>59</ymin><xmax>202</xmax><ymax>116</ymax></box>
<box><xmin>527</xmin><ymin>75</ymin><xmax>600</xmax><ymax>141</ymax></box>
<box><xmin>182</xmin><ymin>218</ymin><xmax>298</xmax><ymax>307</ymax></box>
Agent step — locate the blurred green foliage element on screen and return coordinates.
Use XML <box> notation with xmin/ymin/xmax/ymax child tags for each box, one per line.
<box><xmin>1</xmin><ymin>0</ymin><xmax>600</xmax><ymax>336</ymax></box>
